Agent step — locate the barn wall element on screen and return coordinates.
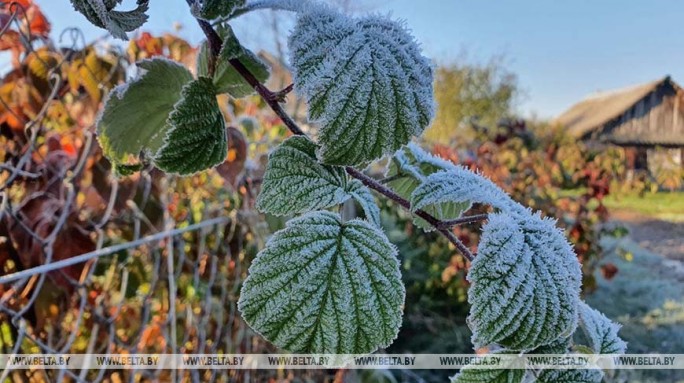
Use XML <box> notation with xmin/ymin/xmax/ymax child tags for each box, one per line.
<box><xmin>647</xmin><ymin>148</ymin><xmax>683</xmax><ymax>174</ymax></box>
<box><xmin>598</xmin><ymin>82</ymin><xmax>684</xmax><ymax>144</ymax></box>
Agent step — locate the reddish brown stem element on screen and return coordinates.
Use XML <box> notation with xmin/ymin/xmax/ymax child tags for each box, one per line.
<box><xmin>345</xmin><ymin>167</ymin><xmax>474</xmax><ymax>261</ymax></box>
<box><xmin>437</xmin><ymin>214</ymin><xmax>489</xmax><ymax>229</ymax></box>
<box><xmin>190</xmin><ymin>14</ymin><xmax>474</xmax><ymax>261</ymax></box>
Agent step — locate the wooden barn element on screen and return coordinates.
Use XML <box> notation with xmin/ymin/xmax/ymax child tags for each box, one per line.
<box><xmin>556</xmin><ymin>76</ymin><xmax>684</xmax><ymax>172</ymax></box>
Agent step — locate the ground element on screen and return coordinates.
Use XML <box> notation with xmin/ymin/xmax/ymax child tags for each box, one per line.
<box><xmin>586</xmin><ymin>192</ymin><xmax>684</xmax><ymax>382</ymax></box>
<box><xmin>611</xmin><ymin>210</ymin><xmax>684</xmax><ymax>262</ymax></box>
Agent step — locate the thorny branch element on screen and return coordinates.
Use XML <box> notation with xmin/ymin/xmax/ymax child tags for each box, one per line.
<box><xmin>190</xmin><ymin>10</ymin><xmax>479</xmax><ymax>261</ymax></box>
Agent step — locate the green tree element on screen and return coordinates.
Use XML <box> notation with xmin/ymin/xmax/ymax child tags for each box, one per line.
<box><xmin>425</xmin><ymin>56</ymin><xmax>518</xmax><ymax>144</ymax></box>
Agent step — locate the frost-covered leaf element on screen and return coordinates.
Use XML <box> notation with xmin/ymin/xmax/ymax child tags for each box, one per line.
<box><xmin>191</xmin><ymin>0</ymin><xmax>245</xmax><ymax>20</ymax></box>
<box><xmin>197</xmin><ymin>26</ymin><xmax>270</xmax><ymax>97</ymax></box>
<box><xmin>451</xmin><ymin>368</ymin><xmax>524</xmax><ymax>383</ymax></box>
<box><xmin>576</xmin><ymin>301</ymin><xmax>627</xmax><ymax>354</ymax></box>
<box><xmin>256</xmin><ymin>136</ymin><xmax>350</xmax><ymax>215</ymax></box>
<box><xmin>451</xmin><ymin>352</ymin><xmax>524</xmax><ymax>383</ymax></box>
<box><xmin>347</xmin><ymin>180</ymin><xmax>381</xmax><ymax>228</ymax></box>
<box><xmin>410</xmin><ymin>166</ymin><xmax>523</xmax><ymax>219</ymax></box>
<box><xmin>256</xmin><ymin>137</ymin><xmax>381</xmax><ymax>222</ymax></box>
<box><xmin>535</xmin><ymin>368</ymin><xmax>603</xmax><ymax>383</ymax></box>
<box><xmin>290</xmin><ymin>6</ymin><xmax>434</xmax><ymax>166</ymax></box>
<box><xmin>411</xmin><ymin>166</ymin><xmax>581</xmax><ymax>351</ymax></box>
<box><xmin>238</xmin><ymin>211</ymin><xmax>404</xmax><ymax>353</ymax></box>
<box><xmin>533</xmin><ymin>337</ymin><xmax>571</xmax><ymax>355</ymax></box>
<box><xmin>410</xmin><ymin>165</ymin><xmax>582</xmax><ymax>350</ymax></box>
<box><xmin>467</xmin><ymin>212</ymin><xmax>581</xmax><ymax>351</ymax></box>
<box><xmin>96</xmin><ymin>58</ymin><xmax>193</xmax><ymax>172</ymax></box>
<box><xmin>70</xmin><ymin>0</ymin><xmax>149</xmax><ymax>40</ymax></box>
<box><xmin>388</xmin><ymin>143</ymin><xmax>470</xmax><ymax>231</ymax></box>
<box><xmin>153</xmin><ymin>77</ymin><xmax>227</xmax><ymax>175</ymax></box>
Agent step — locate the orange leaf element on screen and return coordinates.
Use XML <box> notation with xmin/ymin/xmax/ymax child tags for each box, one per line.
<box><xmin>215</xmin><ymin>126</ymin><xmax>248</xmax><ymax>186</ymax></box>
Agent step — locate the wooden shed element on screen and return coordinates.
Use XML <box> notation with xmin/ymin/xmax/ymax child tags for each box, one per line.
<box><xmin>556</xmin><ymin>76</ymin><xmax>684</xmax><ymax>171</ymax></box>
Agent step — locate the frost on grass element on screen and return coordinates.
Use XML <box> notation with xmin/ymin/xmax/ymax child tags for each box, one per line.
<box><xmin>257</xmin><ymin>136</ymin><xmax>381</xmax><ymax>224</ymax></box>
<box><xmin>289</xmin><ymin>5</ymin><xmax>434</xmax><ymax>166</ymax></box>
<box><xmin>153</xmin><ymin>77</ymin><xmax>227</xmax><ymax>175</ymax></box>
<box><xmin>577</xmin><ymin>301</ymin><xmax>627</xmax><ymax>354</ymax></box>
<box><xmin>96</xmin><ymin>58</ymin><xmax>193</xmax><ymax>175</ymax></box>
<box><xmin>387</xmin><ymin>143</ymin><xmax>470</xmax><ymax>231</ymax></box>
<box><xmin>534</xmin><ymin>368</ymin><xmax>603</xmax><ymax>383</ymax></box>
<box><xmin>237</xmin><ymin>211</ymin><xmax>404</xmax><ymax>353</ymax></box>
<box><xmin>70</xmin><ymin>0</ymin><xmax>149</xmax><ymax>40</ymax></box>
<box><xmin>197</xmin><ymin>26</ymin><xmax>270</xmax><ymax>97</ymax></box>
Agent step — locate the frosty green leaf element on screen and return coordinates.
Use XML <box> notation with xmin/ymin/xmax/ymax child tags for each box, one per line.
<box><xmin>410</xmin><ymin>165</ymin><xmax>522</xmax><ymax>219</ymax></box>
<box><xmin>256</xmin><ymin>136</ymin><xmax>381</xmax><ymax>222</ymax></box>
<box><xmin>290</xmin><ymin>6</ymin><xmax>435</xmax><ymax>165</ymax></box>
<box><xmin>238</xmin><ymin>211</ymin><xmax>404</xmax><ymax>353</ymax></box>
<box><xmin>197</xmin><ymin>26</ymin><xmax>270</xmax><ymax>97</ymax></box>
<box><xmin>347</xmin><ymin>180</ymin><xmax>382</xmax><ymax>228</ymax></box>
<box><xmin>256</xmin><ymin>136</ymin><xmax>350</xmax><ymax>215</ymax></box>
<box><xmin>451</xmin><ymin>368</ymin><xmax>523</xmax><ymax>383</ymax></box>
<box><xmin>533</xmin><ymin>337</ymin><xmax>571</xmax><ymax>355</ymax></box>
<box><xmin>388</xmin><ymin>143</ymin><xmax>471</xmax><ymax>231</ymax></box>
<box><xmin>70</xmin><ymin>0</ymin><xmax>149</xmax><ymax>40</ymax></box>
<box><xmin>467</xmin><ymin>211</ymin><xmax>581</xmax><ymax>351</ymax></box>
<box><xmin>535</xmin><ymin>368</ymin><xmax>603</xmax><ymax>383</ymax></box>
<box><xmin>451</xmin><ymin>352</ymin><xmax>524</xmax><ymax>383</ymax></box>
<box><xmin>577</xmin><ymin>301</ymin><xmax>627</xmax><ymax>354</ymax></box>
<box><xmin>96</xmin><ymin>58</ymin><xmax>193</xmax><ymax>171</ymax></box>
<box><xmin>191</xmin><ymin>0</ymin><xmax>245</xmax><ymax>20</ymax></box>
<box><xmin>153</xmin><ymin>77</ymin><xmax>227</xmax><ymax>175</ymax></box>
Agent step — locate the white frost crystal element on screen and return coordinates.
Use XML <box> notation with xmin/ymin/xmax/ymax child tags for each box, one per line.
<box><xmin>256</xmin><ymin>136</ymin><xmax>350</xmax><ymax>215</ymax></box>
<box><xmin>387</xmin><ymin>143</ymin><xmax>471</xmax><ymax>231</ymax></box>
<box><xmin>238</xmin><ymin>211</ymin><xmax>404</xmax><ymax>353</ymax></box>
<box><xmin>257</xmin><ymin>136</ymin><xmax>381</xmax><ymax>226</ymax></box>
<box><xmin>451</xmin><ymin>350</ymin><xmax>525</xmax><ymax>383</ymax></box>
<box><xmin>70</xmin><ymin>0</ymin><xmax>149</xmax><ymax>40</ymax></box>
<box><xmin>535</xmin><ymin>368</ymin><xmax>603</xmax><ymax>383</ymax></box>
<box><xmin>289</xmin><ymin>5</ymin><xmax>435</xmax><ymax>166</ymax></box>
<box><xmin>154</xmin><ymin>77</ymin><xmax>227</xmax><ymax>175</ymax></box>
<box><xmin>577</xmin><ymin>301</ymin><xmax>627</xmax><ymax>354</ymax></box>
<box><xmin>406</xmin><ymin>145</ymin><xmax>581</xmax><ymax>351</ymax></box>
<box><xmin>346</xmin><ymin>180</ymin><xmax>382</xmax><ymax>228</ymax></box>
<box><xmin>468</xmin><ymin>213</ymin><xmax>581</xmax><ymax>351</ymax></box>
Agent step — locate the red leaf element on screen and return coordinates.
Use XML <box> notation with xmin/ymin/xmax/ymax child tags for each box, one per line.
<box><xmin>600</xmin><ymin>263</ymin><xmax>619</xmax><ymax>280</ymax></box>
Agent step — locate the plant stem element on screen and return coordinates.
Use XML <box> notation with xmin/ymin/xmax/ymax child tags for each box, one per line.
<box><xmin>189</xmin><ymin>15</ymin><xmax>474</xmax><ymax>261</ymax></box>
<box><xmin>437</xmin><ymin>214</ymin><xmax>489</xmax><ymax>229</ymax></box>
<box><xmin>345</xmin><ymin>167</ymin><xmax>474</xmax><ymax>260</ymax></box>
<box><xmin>379</xmin><ymin>174</ymin><xmax>405</xmax><ymax>184</ymax></box>
<box><xmin>194</xmin><ymin>17</ymin><xmax>305</xmax><ymax>135</ymax></box>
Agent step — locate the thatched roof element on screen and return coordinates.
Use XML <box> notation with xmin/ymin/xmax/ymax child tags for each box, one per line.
<box><xmin>555</xmin><ymin>77</ymin><xmax>673</xmax><ymax>138</ymax></box>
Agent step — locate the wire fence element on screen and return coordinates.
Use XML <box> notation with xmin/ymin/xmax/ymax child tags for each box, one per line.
<box><xmin>0</xmin><ymin>3</ymin><xmax>340</xmax><ymax>382</ymax></box>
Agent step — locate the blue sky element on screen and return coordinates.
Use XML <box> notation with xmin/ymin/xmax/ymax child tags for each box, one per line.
<box><xmin>34</xmin><ymin>0</ymin><xmax>684</xmax><ymax>118</ymax></box>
